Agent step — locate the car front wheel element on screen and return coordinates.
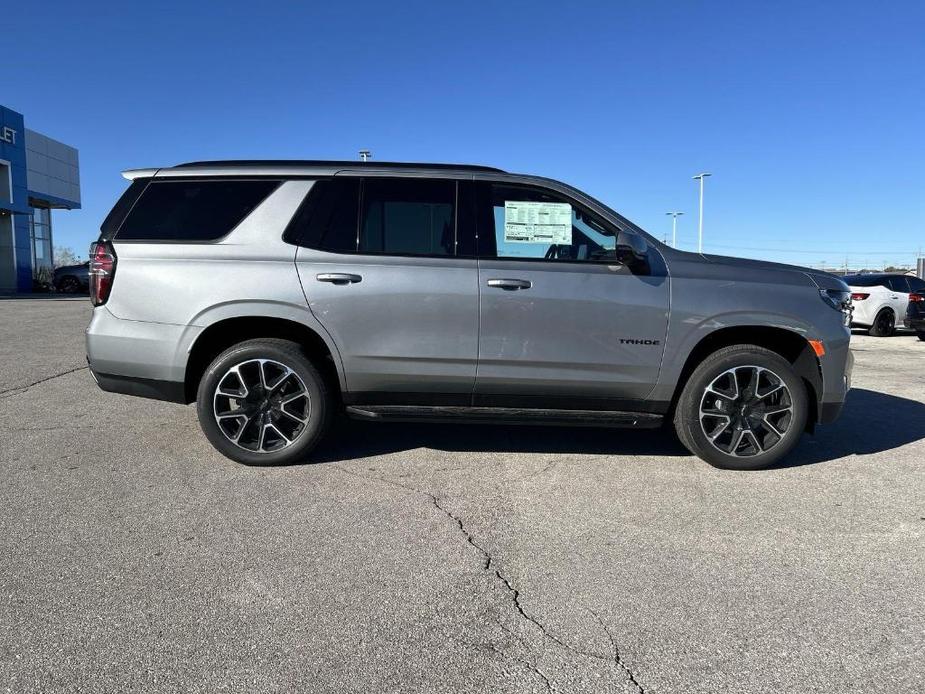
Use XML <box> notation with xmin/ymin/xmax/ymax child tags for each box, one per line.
<box><xmin>673</xmin><ymin>344</ymin><xmax>809</xmax><ymax>470</ymax></box>
<box><xmin>196</xmin><ymin>338</ymin><xmax>332</xmax><ymax>465</ymax></box>
<box><xmin>57</xmin><ymin>276</ymin><xmax>80</xmax><ymax>293</ymax></box>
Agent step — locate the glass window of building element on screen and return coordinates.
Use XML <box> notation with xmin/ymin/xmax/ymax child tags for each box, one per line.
<box><xmin>31</xmin><ymin>207</ymin><xmax>53</xmax><ymax>273</ymax></box>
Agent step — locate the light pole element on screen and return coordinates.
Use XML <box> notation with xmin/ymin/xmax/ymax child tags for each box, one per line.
<box><xmin>692</xmin><ymin>172</ymin><xmax>712</xmax><ymax>253</ymax></box>
<box><xmin>665</xmin><ymin>211</ymin><xmax>684</xmax><ymax>248</ymax></box>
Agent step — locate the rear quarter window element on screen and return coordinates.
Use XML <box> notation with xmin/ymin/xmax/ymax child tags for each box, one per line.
<box><xmin>844</xmin><ymin>275</ymin><xmax>886</xmax><ymax>288</ymax></box>
<box><xmin>114</xmin><ymin>179</ymin><xmax>280</xmax><ymax>241</ymax></box>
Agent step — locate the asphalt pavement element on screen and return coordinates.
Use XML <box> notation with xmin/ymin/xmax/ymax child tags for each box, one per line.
<box><xmin>1</xmin><ymin>299</ymin><xmax>923</xmax><ymax>693</ymax></box>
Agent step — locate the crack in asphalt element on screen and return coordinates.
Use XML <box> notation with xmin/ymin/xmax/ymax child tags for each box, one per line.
<box><xmin>591</xmin><ymin>610</ymin><xmax>647</xmax><ymax>693</ymax></box>
<box><xmin>331</xmin><ymin>464</ymin><xmax>646</xmax><ymax>693</ymax></box>
<box><xmin>0</xmin><ymin>365</ymin><xmax>89</xmax><ymax>399</ymax></box>
<box><xmin>449</xmin><ymin>634</ymin><xmax>559</xmax><ymax>693</ymax></box>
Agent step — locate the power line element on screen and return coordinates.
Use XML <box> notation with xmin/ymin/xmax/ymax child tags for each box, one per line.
<box><xmin>700</xmin><ymin>243</ymin><xmax>921</xmax><ymax>256</ymax></box>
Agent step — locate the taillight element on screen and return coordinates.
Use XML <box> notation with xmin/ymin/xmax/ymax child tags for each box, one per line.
<box><xmin>910</xmin><ymin>293</ymin><xmax>925</xmax><ymax>303</ymax></box>
<box><xmin>89</xmin><ymin>241</ymin><xmax>117</xmax><ymax>306</ymax></box>
<box><xmin>850</xmin><ymin>292</ymin><xmax>869</xmax><ymax>301</ymax></box>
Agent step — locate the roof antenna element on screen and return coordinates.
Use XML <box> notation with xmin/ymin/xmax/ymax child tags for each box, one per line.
<box><xmin>358</xmin><ymin>149</ymin><xmax>371</xmax><ymax>162</ymax></box>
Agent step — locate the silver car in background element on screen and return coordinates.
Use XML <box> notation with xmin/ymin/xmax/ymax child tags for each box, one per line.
<box><xmin>86</xmin><ymin>160</ymin><xmax>853</xmax><ymax>470</ymax></box>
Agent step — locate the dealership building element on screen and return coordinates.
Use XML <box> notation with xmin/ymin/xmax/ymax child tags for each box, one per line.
<box><xmin>1</xmin><ymin>104</ymin><xmax>81</xmax><ymax>293</ymax></box>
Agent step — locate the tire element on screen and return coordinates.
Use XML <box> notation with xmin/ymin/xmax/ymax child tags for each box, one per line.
<box><xmin>196</xmin><ymin>338</ymin><xmax>332</xmax><ymax>466</ymax></box>
<box><xmin>57</xmin><ymin>276</ymin><xmax>80</xmax><ymax>293</ymax></box>
<box><xmin>673</xmin><ymin>344</ymin><xmax>809</xmax><ymax>470</ymax></box>
<box><xmin>918</xmin><ymin>332</ymin><xmax>925</xmax><ymax>342</ymax></box>
<box><xmin>868</xmin><ymin>308</ymin><xmax>895</xmax><ymax>337</ymax></box>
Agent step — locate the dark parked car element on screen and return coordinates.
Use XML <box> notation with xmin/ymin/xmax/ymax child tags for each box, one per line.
<box><xmin>54</xmin><ymin>262</ymin><xmax>90</xmax><ymax>293</ymax></box>
<box><xmin>907</xmin><ymin>292</ymin><xmax>925</xmax><ymax>341</ymax></box>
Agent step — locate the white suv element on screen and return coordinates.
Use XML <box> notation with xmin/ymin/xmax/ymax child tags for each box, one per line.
<box><xmin>846</xmin><ymin>273</ymin><xmax>925</xmax><ymax>336</ymax></box>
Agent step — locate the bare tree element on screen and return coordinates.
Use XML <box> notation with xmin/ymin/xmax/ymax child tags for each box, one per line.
<box><xmin>53</xmin><ymin>246</ymin><xmax>82</xmax><ymax>268</ymax></box>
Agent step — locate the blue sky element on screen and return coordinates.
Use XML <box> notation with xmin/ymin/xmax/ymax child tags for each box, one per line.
<box><xmin>6</xmin><ymin>0</ymin><xmax>924</xmax><ymax>269</ymax></box>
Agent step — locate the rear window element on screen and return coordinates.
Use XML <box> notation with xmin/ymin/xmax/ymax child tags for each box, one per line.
<box><xmin>844</xmin><ymin>275</ymin><xmax>887</xmax><ymax>288</ymax></box>
<box><xmin>114</xmin><ymin>179</ymin><xmax>279</xmax><ymax>241</ymax></box>
<box><xmin>283</xmin><ymin>179</ymin><xmax>360</xmax><ymax>252</ymax></box>
<box><xmin>285</xmin><ymin>177</ymin><xmax>457</xmax><ymax>257</ymax></box>
<box><xmin>360</xmin><ymin>178</ymin><xmax>455</xmax><ymax>256</ymax></box>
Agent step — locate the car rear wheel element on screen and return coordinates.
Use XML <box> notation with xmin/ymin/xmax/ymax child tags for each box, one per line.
<box><xmin>57</xmin><ymin>276</ymin><xmax>80</xmax><ymax>293</ymax></box>
<box><xmin>673</xmin><ymin>344</ymin><xmax>808</xmax><ymax>470</ymax></box>
<box><xmin>868</xmin><ymin>308</ymin><xmax>895</xmax><ymax>337</ymax></box>
<box><xmin>196</xmin><ymin>338</ymin><xmax>332</xmax><ymax>466</ymax></box>
<box><xmin>918</xmin><ymin>331</ymin><xmax>925</xmax><ymax>342</ymax></box>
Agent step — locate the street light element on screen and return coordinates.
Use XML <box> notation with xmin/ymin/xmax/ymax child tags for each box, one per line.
<box><xmin>692</xmin><ymin>172</ymin><xmax>712</xmax><ymax>253</ymax></box>
<box><xmin>665</xmin><ymin>211</ymin><xmax>684</xmax><ymax>248</ymax></box>
<box><xmin>358</xmin><ymin>149</ymin><xmax>371</xmax><ymax>162</ymax></box>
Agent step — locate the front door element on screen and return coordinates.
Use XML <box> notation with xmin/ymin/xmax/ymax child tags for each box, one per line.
<box><xmin>293</xmin><ymin>177</ymin><xmax>479</xmax><ymax>399</ymax></box>
<box><xmin>471</xmin><ymin>182</ymin><xmax>669</xmax><ymax>407</ymax></box>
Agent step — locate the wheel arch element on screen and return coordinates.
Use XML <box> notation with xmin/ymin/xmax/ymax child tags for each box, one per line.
<box><xmin>669</xmin><ymin>325</ymin><xmax>823</xmax><ymax>431</ymax></box>
<box><xmin>183</xmin><ymin>314</ymin><xmax>345</xmax><ymax>404</ymax></box>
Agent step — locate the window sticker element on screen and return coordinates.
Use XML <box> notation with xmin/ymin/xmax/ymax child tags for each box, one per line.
<box><xmin>503</xmin><ymin>201</ymin><xmax>572</xmax><ymax>244</ymax></box>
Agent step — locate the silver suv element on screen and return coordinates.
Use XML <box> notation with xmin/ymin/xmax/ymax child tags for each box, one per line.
<box><xmin>86</xmin><ymin>160</ymin><xmax>853</xmax><ymax>470</ymax></box>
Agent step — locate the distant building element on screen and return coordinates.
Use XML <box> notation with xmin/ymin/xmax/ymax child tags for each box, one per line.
<box><xmin>0</xmin><ymin>104</ymin><xmax>81</xmax><ymax>292</ymax></box>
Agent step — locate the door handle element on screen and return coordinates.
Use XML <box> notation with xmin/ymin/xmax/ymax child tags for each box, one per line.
<box><xmin>316</xmin><ymin>273</ymin><xmax>362</xmax><ymax>284</ymax></box>
<box><xmin>487</xmin><ymin>278</ymin><xmax>532</xmax><ymax>290</ymax></box>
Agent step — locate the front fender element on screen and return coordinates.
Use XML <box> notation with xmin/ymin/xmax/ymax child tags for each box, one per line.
<box><xmin>650</xmin><ymin>308</ymin><xmax>817</xmax><ymax>403</ymax></box>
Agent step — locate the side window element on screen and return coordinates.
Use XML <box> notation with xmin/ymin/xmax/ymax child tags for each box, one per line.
<box><xmin>907</xmin><ymin>276</ymin><xmax>925</xmax><ymax>293</ymax></box>
<box><xmin>887</xmin><ymin>276</ymin><xmax>910</xmax><ymax>293</ymax></box>
<box><xmin>479</xmin><ymin>184</ymin><xmax>617</xmax><ymax>262</ymax></box>
<box><xmin>284</xmin><ymin>178</ymin><xmax>359</xmax><ymax>252</ymax></box>
<box><xmin>359</xmin><ymin>179</ymin><xmax>456</xmax><ymax>256</ymax></box>
<box><xmin>116</xmin><ymin>180</ymin><xmax>280</xmax><ymax>241</ymax></box>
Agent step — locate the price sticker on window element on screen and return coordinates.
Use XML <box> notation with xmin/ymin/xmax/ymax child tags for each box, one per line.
<box><xmin>503</xmin><ymin>201</ymin><xmax>572</xmax><ymax>244</ymax></box>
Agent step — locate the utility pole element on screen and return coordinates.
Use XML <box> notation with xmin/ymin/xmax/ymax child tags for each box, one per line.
<box><xmin>665</xmin><ymin>211</ymin><xmax>684</xmax><ymax>248</ymax></box>
<box><xmin>692</xmin><ymin>173</ymin><xmax>712</xmax><ymax>253</ymax></box>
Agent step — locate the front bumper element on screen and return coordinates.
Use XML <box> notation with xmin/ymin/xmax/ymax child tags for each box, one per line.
<box><xmin>818</xmin><ymin>348</ymin><xmax>852</xmax><ymax>424</ymax></box>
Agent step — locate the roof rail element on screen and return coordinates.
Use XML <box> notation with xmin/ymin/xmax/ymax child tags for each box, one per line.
<box><xmin>173</xmin><ymin>159</ymin><xmax>505</xmax><ymax>173</ymax></box>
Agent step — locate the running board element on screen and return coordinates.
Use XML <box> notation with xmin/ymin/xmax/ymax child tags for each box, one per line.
<box><xmin>344</xmin><ymin>405</ymin><xmax>663</xmax><ymax>429</ymax></box>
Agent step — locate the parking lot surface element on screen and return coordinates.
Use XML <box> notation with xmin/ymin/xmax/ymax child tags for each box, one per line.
<box><xmin>1</xmin><ymin>299</ymin><xmax>923</xmax><ymax>693</ymax></box>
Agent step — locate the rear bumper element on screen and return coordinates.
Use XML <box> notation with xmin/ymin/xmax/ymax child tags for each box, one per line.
<box><xmin>907</xmin><ymin>317</ymin><xmax>925</xmax><ymax>332</ymax></box>
<box><xmin>90</xmin><ymin>366</ymin><xmax>186</xmax><ymax>403</ymax></box>
<box><xmin>86</xmin><ymin>306</ymin><xmax>198</xmax><ymax>403</ymax></box>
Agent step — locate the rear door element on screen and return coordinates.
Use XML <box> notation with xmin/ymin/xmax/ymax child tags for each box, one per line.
<box><xmin>470</xmin><ymin>181</ymin><xmax>669</xmax><ymax>407</ymax></box>
<box><xmin>886</xmin><ymin>276</ymin><xmax>910</xmax><ymax>326</ymax></box>
<box><xmin>292</xmin><ymin>177</ymin><xmax>479</xmax><ymax>400</ymax></box>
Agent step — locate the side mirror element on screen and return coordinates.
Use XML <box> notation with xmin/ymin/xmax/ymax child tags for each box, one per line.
<box><xmin>615</xmin><ymin>230</ymin><xmax>648</xmax><ymax>264</ymax></box>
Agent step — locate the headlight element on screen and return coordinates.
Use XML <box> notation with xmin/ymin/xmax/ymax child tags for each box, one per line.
<box><xmin>819</xmin><ymin>289</ymin><xmax>852</xmax><ymax>325</ymax></box>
